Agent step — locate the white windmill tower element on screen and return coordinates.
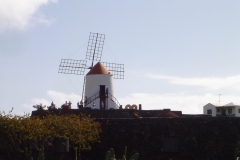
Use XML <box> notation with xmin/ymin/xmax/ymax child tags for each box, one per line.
<box><xmin>58</xmin><ymin>32</ymin><xmax>124</xmax><ymax>110</ymax></box>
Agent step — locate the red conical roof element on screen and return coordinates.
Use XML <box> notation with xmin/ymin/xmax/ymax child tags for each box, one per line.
<box><xmin>86</xmin><ymin>62</ymin><xmax>110</xmax><ymax>75</ymax></box>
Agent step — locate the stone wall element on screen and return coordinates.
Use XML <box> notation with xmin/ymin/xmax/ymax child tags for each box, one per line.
<box><xmin>82</xmin><ymin>117</ymin><xmax>240</xmax><ymax>160</ymax></box>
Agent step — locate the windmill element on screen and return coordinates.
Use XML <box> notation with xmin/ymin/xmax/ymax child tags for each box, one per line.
<box><xmin>58</xmin><ymin>32</ymin><xmax>124</xmax><ymax>110</ymax></box>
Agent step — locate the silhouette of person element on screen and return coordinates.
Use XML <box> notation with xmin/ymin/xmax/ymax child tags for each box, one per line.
<box><xmin>106</xmin><ymin>87</ymin><xmax>108</xmax><ymax>97</ymax></box>
<box><xmin>100</xmin><ymin>101</ymin><xmax>104</xmax><ymax>110</ymax></box>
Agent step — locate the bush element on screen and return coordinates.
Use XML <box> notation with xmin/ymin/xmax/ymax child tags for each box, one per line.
<box><xmin>0</xmin><ymin>109</ymin><xmax>101</xmax><ymax>152</ymax></box>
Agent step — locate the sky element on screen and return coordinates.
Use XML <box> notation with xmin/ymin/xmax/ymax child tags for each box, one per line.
<box><xmin>1</xmin><ymin>0</ymin><xmax>240</xmax><ymax>115</ymax></box>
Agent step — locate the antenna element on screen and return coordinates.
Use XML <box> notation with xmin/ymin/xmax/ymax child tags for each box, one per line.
<box><xmin>219</xmin><ymin>94</ymin><xmax>221</xmax><ymax>103</ymax></box>
<box><xmin>85</xmin><ymin>32</ymin><xmax>105</xmax><ymax>68</ymax></box>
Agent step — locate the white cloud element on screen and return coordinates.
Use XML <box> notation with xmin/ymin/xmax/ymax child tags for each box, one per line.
<box><xmin>46</xmin><ymin>90</ymin><xmax>81</xmax><ymax>106</ymax></box>
<box><xmin>119</xmin><ymin>92</ymin><xmax>240</xmax><ymax>114</ymax></box>
<box><xmin>21</xmin><ymin>73</ymin><xmax>240</xmax><ymax>116</ymax></box>
<box><xmin>137</xmin><ymin>74</ymin><xmax>240</xmax><ymax>114</ymax></box>
<box><xmin>23</xmin><ymin>90</ymin><xmax>81</xmax><ymax>112</ymax></box>
<box><xmin>21</xmin><ymin>89</ymin><xmax>240</xmax><ymax>115</ymax></box>
<box><xmin>23</xmin><ymin>98</ymin><xmax>50</xmax><ymax>112</ymax></box>
<box><xmin>147</xmin><ymin>74</ymin><xmax>240</xmax><ymax>91</ymax></box>
<box><xmin>0</xmin><ymin>0</ymin><xmax>58</xmax><ymax>31</ymax></box>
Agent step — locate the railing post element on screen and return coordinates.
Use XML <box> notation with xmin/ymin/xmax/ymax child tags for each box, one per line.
<box><xmin>139</xmin><ymin>104</ymin><xmax>142</xmax><ymax>110</ymax></box>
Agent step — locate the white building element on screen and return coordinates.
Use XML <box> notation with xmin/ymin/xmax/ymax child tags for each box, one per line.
<box><xmin>203</xmin><ymin>102</ymin><xmax>240</xmax><ymax>117</ymax></box>
<box><xmin>84</xmin><ymin>62</ymin><xmax>119</xmax><ymax>110</ymax></box>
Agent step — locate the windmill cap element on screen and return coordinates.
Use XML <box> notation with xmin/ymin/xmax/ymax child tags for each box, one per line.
<box><xmin>87</xmin><ymin>62</ymin><xmax>111</xmax><ymax>75</ymax></box>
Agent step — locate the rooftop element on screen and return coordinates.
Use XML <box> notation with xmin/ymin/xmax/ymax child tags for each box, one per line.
<box><xmin>86</xmin><ymin>62</ymin><xmax>110</xmax><ymax>75</ymax></box>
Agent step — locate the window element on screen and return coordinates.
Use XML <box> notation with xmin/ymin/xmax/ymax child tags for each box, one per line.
<box><xmin>238</xmin><ymin>109</ymin><xmax>240</xmax><ymax>113</ymax></box>
<box><xmin>207</xmin><ymin>109</ymin><xmax>212</xmax><ymax>114</ymax></box>
<box><xmin>217</xmin><ymin>108</ymin><xmax>220</xmax><ymax>113</ymax></box>
<box><xmin>228</xmin><ymin>108</ymin><xmax>232</xmax><ymax>114</ymax></box>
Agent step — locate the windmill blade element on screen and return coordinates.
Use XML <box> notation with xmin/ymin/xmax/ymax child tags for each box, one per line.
<box><xmin>101</xmin><ymin>62</ymin><xmax>124</xmax><ymax>79</ymax></box>
<box><xmin>85</xmin><ymin>32</ymin><xmax>105</xmax><ymax>67</ymax></box>
<box><xmin>58</xmin><ymin>59</ymin><xmax>87</xmax><ymax>75</ymax></box>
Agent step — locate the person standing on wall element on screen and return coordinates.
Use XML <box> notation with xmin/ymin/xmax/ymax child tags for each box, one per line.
<box><xmin>100</xmin><ymin>101</ymin><xmax>105</xmax><ymax>110</ymax></box>
<box><xmin>106</xmin><ymin>86</ymin><xmax>108</xmax><ymax>97</ymax></box>
<box><xmin>80</xmin><ymin>100</ymin><xmax>83</xmax><ymax>109</ymax></box>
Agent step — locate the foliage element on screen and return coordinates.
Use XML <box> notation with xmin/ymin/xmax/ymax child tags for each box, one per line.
<box><xmin>33</xmin><ymin>104</ymin><xmax>46</xmax><ymax>110</ymax></box>
<box><xmin>105</xmin><ymin>146</ymin><xmax>139</xmax><ymax>160</ymax></box>
<box><xmin>235</xmin><ymin>142</ymin><xmax>240</xmax><ymax>160</ymax></box>
<box><xmin>0</xmin><ymin>109</ymin><xmax>101</xmax><ymax>153</ymax></box>
<box><xmin>37</xmin><ymin>147</ymin><xmax>45</xmax><ymax>160</ymax></box>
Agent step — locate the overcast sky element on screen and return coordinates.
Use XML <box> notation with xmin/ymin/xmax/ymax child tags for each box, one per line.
<box><xmin>1</xmin><ymin>1</ymin><xmax>240</xmax><ymax>115</ymax></box>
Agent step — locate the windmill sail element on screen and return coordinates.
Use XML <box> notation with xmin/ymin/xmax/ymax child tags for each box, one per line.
<box><xmin>58</xmin><ymin>59</ymin><xmax>87</xmax><ymax>75</ymax></box>
<box><xmin>101</xmin><ymin>62</ymin><xmax>124</xmax><ymax>79</ymax></box>
<box><xmin>85</xmin><ymin>32</ymin><xmax>105</xmax><ymax>68</ymax></box>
